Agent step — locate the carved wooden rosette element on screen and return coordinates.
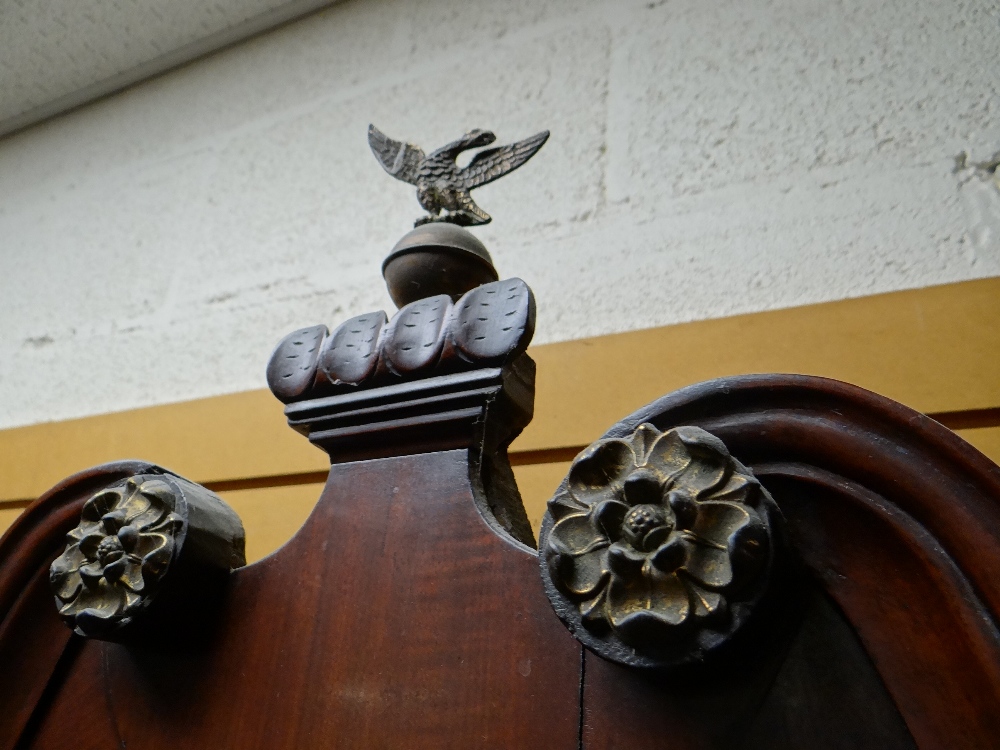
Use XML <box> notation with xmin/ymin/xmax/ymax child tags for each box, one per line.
<box><xmin>539</xmin><ymin>423</ymin><xmax>780</xmax><ymax>669</ymax></box>
<box><xmin>49</xmin><ymin>471</ymin><xmax>246</xmax><ymax>640</ymax></box>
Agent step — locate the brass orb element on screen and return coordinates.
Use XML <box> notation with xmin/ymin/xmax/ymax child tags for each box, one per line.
<box><xmin>382</xmin><ymin>223</ymin><xmax>499</xmax><ymax>308</ymax></box>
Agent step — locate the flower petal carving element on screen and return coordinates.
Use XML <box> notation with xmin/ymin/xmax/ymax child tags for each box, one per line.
<box><xmin>51</xmin><ymin>551</ymin><xmax>85</xmax><ymax>601</ymax></box>
<box><xmin>685</xmin><ymin>545</ymin><xmax>734</xmax><ymax>589</ymax></box>
<box><xmin>593</xmin><ymin>500</ymin><xmax>629</xmax><ymax>539</ymax></box>
<box><xmin>649</xmin><ymin>537</ymin><xmax>689</xmax><ymax>574</ymax></box>
<box><xmin>709</xmin><ymin>472</ymin><xmax>755</xmax><ymax>504</ymax></box>
<box><xmin>561</xmin><ymin>547</ymin><xmax>611</xmax><ymax>598</ymax></box>
<box><xmin>567</xmin><ymin>440</ymin><xmax>636</xmax><ymax>505</ymax></box>
<box><xmin>642</xmin><ymin>428</ymin><xmax>691</xmax><ymax>475</ymax></box>
<box><xmin>120</xmin><ymin>560</ymin><xmax>146</xmax><ymax>593</ymax></box>
<box><xmin>549</xmin><ymin>514</ymin><xmax>604</xmax><ymax>556</ymax></box>
<box><xmin>608</xmin><ymin>542</ymin><xmax>647</xmax><ymax>577</ymax></box>
<box><xmin>78</xmin><ymin>531</ymin><xmax>105</xmax><ymax>560</ymax></box>
<box><xmin>688</xmin><ymin>582</ymin><xmax>725</xmax><ymax>620</ymax></box>
<box><xmin>628</xmin><ymin>423</ymin><xmax>663</xmax><ymax>466</ymax></box>
<box><xmin>81</xmin><ymin>490</ymin><xmax>119</xmax><ymax>522</ymax></box>
<box><xmin>59</xmin><ymin>578</ymin><xmax>125</xmax><ymax>619</ymax></box>
<box><xmin>547</xmin><ymin>490</ymin><xmax>589</xmax><ymax>522</ymax></box>
<box><xmin>50</xmin><ymin>475</ymin><xmax>187</xmax><ymax>639</ymax></box>
<box><xmin>540</xmin><ymin>423</ymin><xmax>780</xmax><ymax>668</ymax></box>
<box><xmin>690</xmin><ymin>501</ymin><xmax>752</xmax><ymax>548</ymax></box>
<box><xmin>608</xmin><ymin>573</ymin><xmax>691</xmax><ymax>633</ymax></box>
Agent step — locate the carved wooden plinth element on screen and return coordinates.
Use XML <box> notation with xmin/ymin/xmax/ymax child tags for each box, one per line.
<box><xmin>267</xmin><ymin>276</ymin><xmax>538</xmax><ymax>543</ymax></box>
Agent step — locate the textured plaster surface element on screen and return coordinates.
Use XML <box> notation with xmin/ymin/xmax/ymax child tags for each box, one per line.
<box><xmin>0</xmin><ymin>0</ymin><xmax>338</xmax><ymax>131</ymax></box>
<box><xmin>0</xmin><ymin>0</ymin><xmax>998</xmax><ymax>428</ymax></box>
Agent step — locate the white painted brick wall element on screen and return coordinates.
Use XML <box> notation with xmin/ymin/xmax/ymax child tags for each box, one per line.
<box><xmin>0</xmin><ymin>0</ymin><xmax>997</xmax><ymax>429</ymax></box>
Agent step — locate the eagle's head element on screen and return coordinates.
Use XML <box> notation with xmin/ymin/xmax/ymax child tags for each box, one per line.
<box><xmin>462</xmin><ymin>129</ymin><xmax>496</xmax><ymax>149</ymax></box>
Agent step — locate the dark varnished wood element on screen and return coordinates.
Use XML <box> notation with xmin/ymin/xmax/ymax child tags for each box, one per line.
<box><xmin>21</xmin><ymin>450</ymin><xmax>581</xmax><ymax>749</ymax></box>
<box><xmin>580</xmin><ymin>374</ymin><xmax>1000</xmax><ymax>748</ymax></box>
<box><xmin>14</xmin><ymin>639</ymin><xmax>123</xmax><ymax>750</ymax></box>
<box><xmin>4</xmin><ymin>283</ymin><xmax>554</xmax><ymax>749</ymax></box>
<box><xmin>581</xmin><ymin>582</ymin><xmax>917</xmax><ymax>750</ymax></box>
<box><xmin>266</xmin><ymin>324</ymin><xmax>328</xmax><ymax>402</ymax></box>
<box><xmin>285</xmin><ymin>360</ymin><xmax>533</xmax><ymax>463</ymax></box>
<box><xmin>4</xmin><ymin>371</ymin><xmax>1000</xmax><ymax>748</ymax></box>
<box><xmin>0</xmin><ymin>565</ymin><xmax>75</xmax><ymax>748</ymax></box>
<box><xmin>319</xmin><ymin>311</ymin><xmax>387</xmax><ymax>386</ymax></box>
<box><xmin>741</xmin><ymin>590</ymin><xmax>916</xmax><ymax>749</ymax></box>
<box><xmin>380</xmin><ymin>294</ymin><xmax>452</xmax><ymax>375</ymax></box>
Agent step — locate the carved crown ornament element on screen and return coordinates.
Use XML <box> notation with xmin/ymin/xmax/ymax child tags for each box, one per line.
<box><xmin>538</xmin><ymin>423</ymin><xmax>781</xmax><ymax>669</ymax></box>
<box><xmin>50</xmin><ymin>472</ymin><xmax>246</xmax><ymax>640</ymax></box>
<box><xmin>267</xmin><ymin>277</ymin><xmax>534</xmax><ymax>404</ymax></box>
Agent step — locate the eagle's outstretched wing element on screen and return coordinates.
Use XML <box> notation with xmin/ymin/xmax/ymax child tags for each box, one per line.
<box><xmin>368</xmin><ymin>124</ymin><xmax>425</xmax><ymax>185</ymax></box>
<box><xmin>460</xmin><ymin>130</ymin><xmax>549</xmax><ymax>190</ymax></box>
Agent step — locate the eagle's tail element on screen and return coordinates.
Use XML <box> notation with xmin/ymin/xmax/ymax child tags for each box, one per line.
<box><xmin>457</xmin><ymin>197</ymin><xmax>491</xmax><ymax>226</ymax></box>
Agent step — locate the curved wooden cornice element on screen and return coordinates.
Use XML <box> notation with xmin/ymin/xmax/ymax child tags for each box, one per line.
<box><xmin>0</xmin><ymin>460</ymin><xmax>160</xmax><ymax>749</ymax></box>
<box><xmin>582</xmin><ymin>374</ymin><xmax>1000</xmax><ymax>747</ymax></box>
<box><xmin>0</xmin><ymin>462</ymin><xmax>166</xmax><ymax>617</ymax></box>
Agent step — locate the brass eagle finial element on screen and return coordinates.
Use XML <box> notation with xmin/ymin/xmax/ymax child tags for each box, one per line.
<box><xmin>368</xmin><ymin>124</ymin><xmax>549</xmax><ymax>227</ymax></box>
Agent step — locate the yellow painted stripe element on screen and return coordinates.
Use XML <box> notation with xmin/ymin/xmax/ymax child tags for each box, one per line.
<box><xmin>212</xmin><ymin>425</ymin><xmax>1000</xmax><ymax>562</ymax></box>
<box><xmin>217</xmin><ymin>483</ymin><xmax>323</xmax><ymax>564</ymax></box>
<box><xmin>522</xmin><ymin>276</ymin><xmax>1000</xmax><ymax>452</ymax></box>
<box><xmin>0</xmin><ymin>389</ymin><xmax>319</xmax><ymax>504</ymax></box>
<box><xmin>957</xmin><ymin>427</ymin><xmax>1000</xmax><ymax>468</ymax></box>
<box><xmin>512</xmin><ymin>461</ymin><xmax>573</xmax><ymax>537</ymax></box>
<box><xmin>0</xmin><ymin>277</ymin><xmax>996</xmax><ymax>506</ymax></box>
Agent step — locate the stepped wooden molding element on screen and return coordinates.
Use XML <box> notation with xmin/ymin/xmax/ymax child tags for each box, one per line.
<box><xmin>282</xmin><ymin>363</ymin><xmax>533</xmax><ymax>459</ymax></box>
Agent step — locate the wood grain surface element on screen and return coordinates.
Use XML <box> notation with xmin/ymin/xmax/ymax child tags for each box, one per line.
<box><xmin>18</xmin><ymin>451</ymin><xmax>581</xmax><ymax>749</ymax></box>
<box><xmin>5</xmin><ymin>373</ymin><xmax>1000</xmax><ymax>748</ymax></box>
